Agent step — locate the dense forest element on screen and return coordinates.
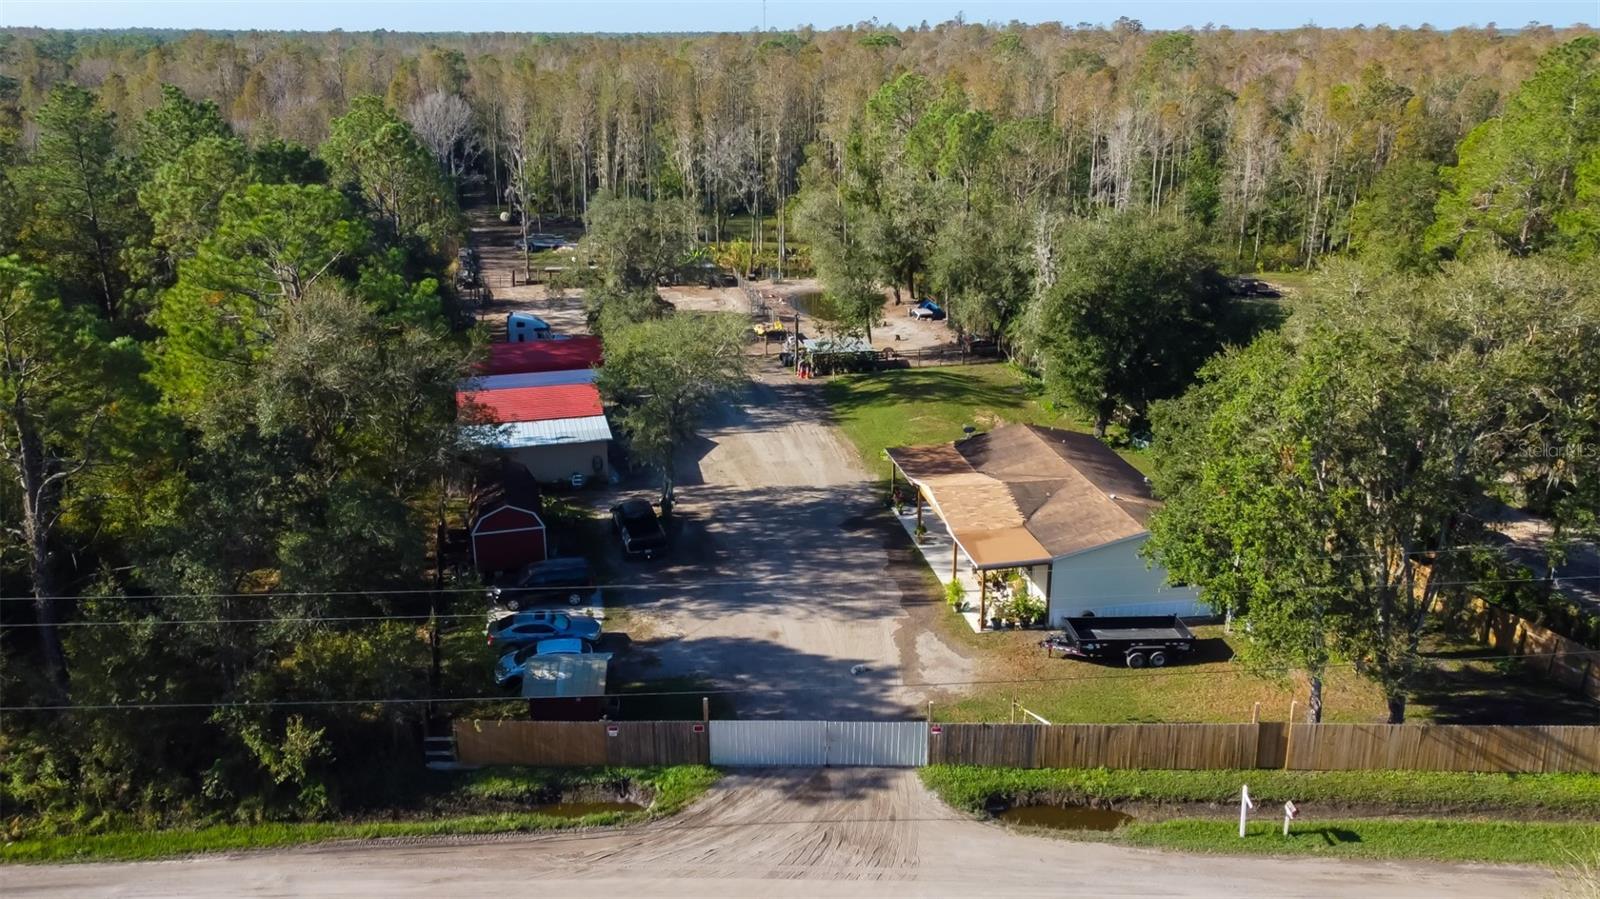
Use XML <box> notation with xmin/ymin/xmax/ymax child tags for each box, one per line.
<box><xmin>2</xmin><ymin>22</ymin><xmax>1599</xmax><ymax>835</ymax></box>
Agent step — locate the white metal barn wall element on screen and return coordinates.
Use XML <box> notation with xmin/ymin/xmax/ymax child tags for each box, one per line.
<box><xmin>709</xmin><ymin>721</ymin><xmax>928</xmax><ymax>767</ymax></box>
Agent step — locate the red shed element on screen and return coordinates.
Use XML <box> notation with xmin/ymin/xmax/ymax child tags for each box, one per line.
<box><xmin>469</xmin><ymin>470</ymin><xmax>548</xmax><ymax>575</ymax></box>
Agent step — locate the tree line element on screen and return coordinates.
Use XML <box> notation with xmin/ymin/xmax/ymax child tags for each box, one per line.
<box><xmin>2</xmin><ymin>21</ymin><xmax>1592</xmax><ymax>272</ymax></box>
<box><xmin>1</xmin><ymin>78</ymin><xmax>476</xmax><ymax>829</ymax></box>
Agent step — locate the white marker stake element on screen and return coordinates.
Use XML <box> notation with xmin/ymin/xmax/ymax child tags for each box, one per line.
<box><xmin>1239</xmin><ymin>785</ymin><xmax>1256</xmax><ymax>838</ymax></box>
<box><xmin>1283</xmin><ymin>800</ymin><xmax>1298</xmax><ymax>836</ymax></box>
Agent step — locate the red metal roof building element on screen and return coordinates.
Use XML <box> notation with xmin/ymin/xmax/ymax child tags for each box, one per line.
<box><xmin>456</xmin><ymin>383</ymin><xmax>604</xmax><ymax>424</ymax></box>
<box><xmin>480</xmin><ymin>336</ymin><xmax>604</xmax><ymax>376</ymax></box>
<box><xmin>457</xmin><ymin>382</ymin><xmax>614</xmax><ymax>486</ymax></box>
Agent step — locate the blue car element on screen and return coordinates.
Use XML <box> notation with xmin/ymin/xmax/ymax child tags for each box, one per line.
<box><xmin>494</xmin><ymin>639</ymin><xmax>611</xmax><ymax>687</ymax></box>
<box><xmin>485</xmin><ymin>610</ymin><xmax>602</xmax><ymax>649</ymax></box>
<box><xmin>910</xmin><ymin>298</ymin><xmax>945</xmax><ymax>320</ymax></box>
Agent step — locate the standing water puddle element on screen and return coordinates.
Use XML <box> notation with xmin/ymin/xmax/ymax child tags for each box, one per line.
<box><xmin>529</xmin><ymin>801</ymin><xmax>645</xmax><ymax>818</ymax></box>
<box><xmin>997</xmin><ymin>805</ymin><xmax>1133</xmax><ymax>831</ymax></box>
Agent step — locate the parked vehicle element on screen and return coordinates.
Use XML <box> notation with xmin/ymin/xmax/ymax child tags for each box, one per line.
<box><xmin>488</xmin><ymin>557</ymin><xmax>599</xmax><ymax>609</ymax></box>
<box><xmin>534</xmin><ymin>637</ymin><xmax>610</xmax><ymax>659</ymax></box>
<box><xmin>516</xmin><ymin>233</ymin><xmax>571</xmax><ymax>251</ymax></box>
<box><xmin>493</xmin><ymin>638</ymin><xmax>611</xmax><ymax>686</ymax></box>
<box><xmin>1040</xmin><ymin>615</ymin><xmax>1196</xmax><ymax>668</ymax></box>
<box><xmin>485</xmin><ymin>609</ymin><xmax>602</xmax><ymax>649</ymax></box>
<box><xmin>611</xmin><ymin>499</ymin><xmax>668</xmax><ymax>559</ymax></box>
<box><xmin>958</xmin><ymin>332</ymin><xmax>998</xmax><ymax>355</ymax></box>
<box><xmin>493</xmin><ymin>644</ymin><xmax>541</xmax><ymax>686</ymax></box>
<box><xmin>909</xmin><ymin>298</ymin><xmax>945</xmax><ymax>320</ymax></box>
<box><xmin>1230</xmin><ymin>277</ymin><xmax>1282</xmax><ymax>299</ymax></box>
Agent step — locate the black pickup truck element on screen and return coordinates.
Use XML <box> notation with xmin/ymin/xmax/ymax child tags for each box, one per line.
<box><xmin>610</xmin><ymin>499</ymin><xmax>668</xmax><ymax>559</ymax></box>
<box><xmin>1041</xmin><ymin>616</ymin><xmax>1196</xmax><ymax>668</ymax></box>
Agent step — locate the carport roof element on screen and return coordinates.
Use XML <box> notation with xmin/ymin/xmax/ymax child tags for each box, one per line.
<box><xmin>519</xmin><ymin>654</ymin><xmax>608</xmax><ymax>699</ymax></box>
<box><xmin>886</xmin><ymin>424</ymin><xmax>1155</xmax><ymax>568</ymax></box>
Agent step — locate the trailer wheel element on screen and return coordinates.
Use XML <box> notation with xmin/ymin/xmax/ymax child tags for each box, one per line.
<box><xmin>1148</xmin><ymin>651</ymin><xmax>1168</xmax><ymax>668</ymax></box>
<box><xmin>1125</xmin><ymin>651</ymin><xmax>1147</xmax><ymax>669</ymax></box>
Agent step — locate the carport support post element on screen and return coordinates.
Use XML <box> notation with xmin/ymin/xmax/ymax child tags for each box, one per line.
<box><xmin>980</xmin><ymin>572</ymin><xmax>988</xmax><ymax>628</ymax></box>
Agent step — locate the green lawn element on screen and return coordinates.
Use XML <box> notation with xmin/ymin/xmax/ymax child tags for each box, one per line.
<box><xmin>2</xmin><ymin>766</ymin><xmax>719</xmax><ymax>864</ymax></box>
<box><xmin>821</xmin><ymin>364</ymin><xmax>1148</xmax><ymax>478</ymax></box>
<box><xmin>1118</xmin><ymin>818</ymin><xmax>1600</xmax><ymax>866</ymax></box>
<box><xmin>930</xmin><ymin>622</ymin><xmax>1390</xmax><ymax>725</ymax></box>
<box><xmin>922</xmin><ymin>766</ymin><xmax>1600</xmax><ymax>866</ymax></box>
<box><xmin>610</xmin><ymin>676</ymin><xmax>737</xmax><ymax>721</ymax></box>
<box><xmin>1251</xmin><ymin>269</ymin><xmax>1318</xmax><ymax>294</ymax></box>
<box><xmin>920</xmin><ymin>766</ymin><xmax>1600</xmax><ymax>815</ymax></box>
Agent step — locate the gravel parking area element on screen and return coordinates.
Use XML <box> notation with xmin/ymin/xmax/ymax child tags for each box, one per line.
<box><xmin>607</xmin><ymin>362</ymin><xmax>975</xmax><ymax>719</ymax></box>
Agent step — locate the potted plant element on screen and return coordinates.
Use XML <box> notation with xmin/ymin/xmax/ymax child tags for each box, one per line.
<box><xmin>989</xmin><ymin>594</ymin><xmax>1014</xmax><ymax>629</ymax></box>
<box><xmin>944</xmin><ymin>579</ymin><xmax>965</xmax><ymax>610</ymax></box>
<box><xmin>1007</xmin><ymin>572</ymin><xmax>1027</xmax><ymax>599</ymax></box>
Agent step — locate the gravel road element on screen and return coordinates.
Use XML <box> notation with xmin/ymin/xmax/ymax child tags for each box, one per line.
<box><xmin>1</xmin><ymin>769</ymin><xmax>1548</xmax><ymax>898</ymax></box>
<box><xmin>609</xmin><ymin>365</ymin><xmax>973</xmax><ymax>718</ymax></box>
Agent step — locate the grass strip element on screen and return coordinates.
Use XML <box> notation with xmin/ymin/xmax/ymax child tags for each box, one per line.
<box><xmin>920</xmin><ymin>765</ymin><xmax>1600</xmax><ymax>815</ymax></box>
<box><xmin>4</xmin><ymin>765</ymin><xmax>718</xmax><ymax>864</ymax></box>
<box><xmin>1118</xmin><ymin>818</ymin><xmax>1600</xmax><ymax>866</ymax></box>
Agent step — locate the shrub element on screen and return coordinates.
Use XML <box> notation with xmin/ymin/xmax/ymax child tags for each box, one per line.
<box><xmin>945</xmin><ymin>579</ymin><xmax>966</xmax><ymax>610</ymax></box>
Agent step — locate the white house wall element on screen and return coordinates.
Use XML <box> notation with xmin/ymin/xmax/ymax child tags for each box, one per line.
<box><xmin>508</xmin><ymin>440</ymin><xmax>610</xmax><ymax>484</ymax></box>
<box><xmin>1046</xmin><ymin>535</ymin><xmax>1205</xmax><ymax>623</ymax></box>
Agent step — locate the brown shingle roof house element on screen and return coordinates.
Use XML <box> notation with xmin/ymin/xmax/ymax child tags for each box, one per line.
<box><xmin>887</xmin><ymin>424</ymin><xmax>1203</xmax><ymax>625</ymax></box>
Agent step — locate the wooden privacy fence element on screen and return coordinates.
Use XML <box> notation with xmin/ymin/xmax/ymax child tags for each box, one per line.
<box><xmin>455</xmin><ymin>719</ymin><xmax>1597</xmax><ymax>772</ymax></box>
<box><xmin>454</xmin><ymin>720</ymin><xmax>708</xmax><ymax>767</ymax></box>
<box><xmin>1452</xmin><ymin>596</ymin><xmax>1600</xmax><ymax>701</ymax></box>
<box><xmin>929</xmin><ymin>723</ymin><xmax>1600</xmax><ymax>773</ymax></box>
<box><xmin>1282</xmin><ymin>724</ymin><xmax>1600</xmax><ymax>772</ymax></box>
<box><xmin>929</xmin><ymin>723</ymin><xmax>1264</xmax><ymax>770</ymax></box>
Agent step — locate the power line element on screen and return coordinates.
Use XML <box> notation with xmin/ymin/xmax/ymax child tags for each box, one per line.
<box><xmin>4</xmin><ymin>647</ymin><xmax>1595</xmax><ymax>713</ymax></box>
<box><xmin>2</xmin><ymin>540</ymin><xmax>1584</xmax><ymax>603</ymax></box>
<box><xmin>3</xmin><ymin>571</ymin><xmax>1595</xmax><ymax>624</ymax></box>
<box><xmin>2</xmin><ymin>613</ymin><xmax>486</xmax><ymax>629</ymax></box>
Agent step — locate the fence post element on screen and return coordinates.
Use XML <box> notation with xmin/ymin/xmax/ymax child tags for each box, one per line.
<box><xmin>1283</xmin><ymin>701</ymin><xmax>1298</xmax><ymax>770</ymax></box>
<box><xmin>701</xmin><ymin>696</ymin><xmax>710</xmax><ymax>723</ymax></box>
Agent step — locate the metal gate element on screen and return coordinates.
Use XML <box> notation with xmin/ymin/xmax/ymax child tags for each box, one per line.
<box><xmin>709</xmin><ymin>720</ymin><xmax>928</xmax><ymax>767</ymax></box>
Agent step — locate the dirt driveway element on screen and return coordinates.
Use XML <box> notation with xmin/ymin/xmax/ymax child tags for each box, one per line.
<box><xmin>2</xmin><ymin>769</ymin><xmax>1548</xmax><ymax>898</ymax></box>
<box><xmin>607</xmin><ymin>362</ymin><xmax>973</xmax><ymax>718</ymax></box>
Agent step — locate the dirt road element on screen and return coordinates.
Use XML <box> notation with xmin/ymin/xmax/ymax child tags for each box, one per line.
<box><xmin>609</xmin><ymin>364</ymin><xmax>972</xmax><ymax>718</ymax></box>
<box><xmin>2</xmin><ymin>769</ymin><xmax>1548</xmax><ymax>898</ymax></box>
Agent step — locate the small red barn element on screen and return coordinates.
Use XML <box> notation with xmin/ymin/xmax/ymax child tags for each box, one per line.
<box><xmin>469</xmin><ymin>468</ymin><xmax>547</xmax><ymax>575</ymax></box>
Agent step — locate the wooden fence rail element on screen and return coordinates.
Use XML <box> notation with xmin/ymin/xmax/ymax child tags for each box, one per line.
<box><xmin>930</xmin><ymin>723</ymin><xmax>1600</xmax><ymax>773</ymax></box>
<box><xmin>454</xmin><ymin>720</ymin><xmax>708</xmax><ymax>767</ymax></box>
<box><xmin>454</xmin><ymin>720</ymin><xmax>1598</xmax><ymax>772</ymax></box>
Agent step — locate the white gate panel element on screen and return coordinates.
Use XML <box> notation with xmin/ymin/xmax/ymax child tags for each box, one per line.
<box><xmin>709</xmin><ymin>721</ymin><xmax>927</xmax><ymax>767</ymax></box>
<box><xmin>825</xmin><ymin>721</ymin><xmax>928</xmax><ymax>767</ymax></box>
<box><xmin>710</xmin><ymin>720</ymin><xmax>826</xmax><ymax>766</ymax></box>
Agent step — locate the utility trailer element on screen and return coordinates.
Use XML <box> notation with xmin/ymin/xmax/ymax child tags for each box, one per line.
<box><xmin>1041</xmin><ymin>616</ymin><xmax>1196</xmax><ymax>668</ymax></box>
